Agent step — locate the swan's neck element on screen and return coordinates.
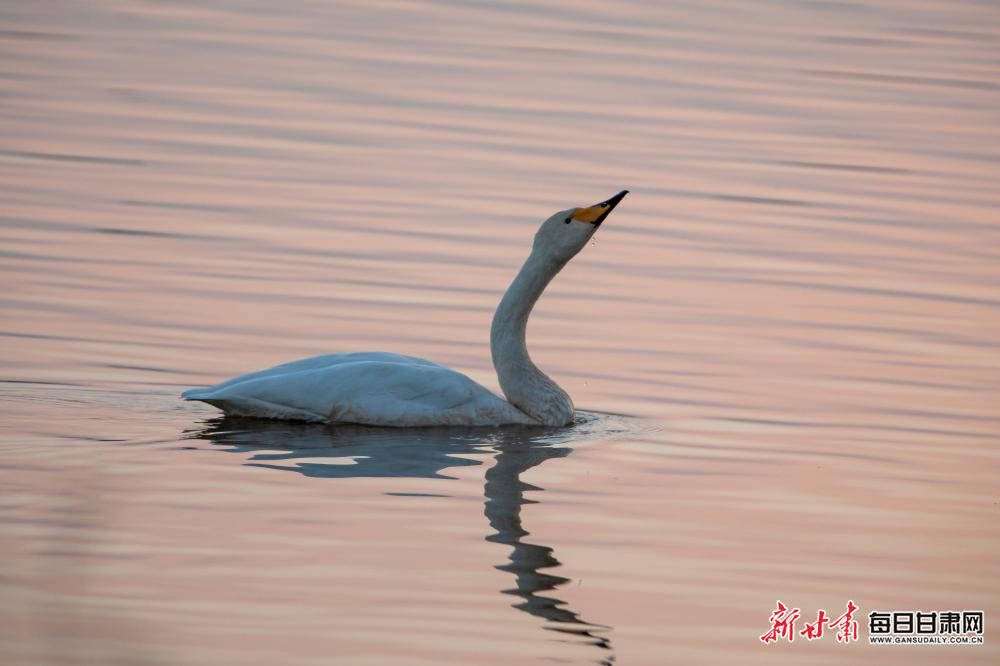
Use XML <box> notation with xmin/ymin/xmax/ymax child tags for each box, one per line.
<box><xmin>490</xmin><ymin>248</ymin><xmax>574</xmax><ymax>426</ymax></box>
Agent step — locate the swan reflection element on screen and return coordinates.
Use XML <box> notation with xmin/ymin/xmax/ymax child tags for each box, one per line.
<box><xmin>184</xmin><ymin>413</ymin><xmax>622</xmax><ymax>662</ymax></box>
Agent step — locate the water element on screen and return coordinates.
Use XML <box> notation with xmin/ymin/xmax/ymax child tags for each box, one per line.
<box><xmin>2</xmin><ymin>1</ymin><xmax>998</xmax><ymax>663</ymax></box>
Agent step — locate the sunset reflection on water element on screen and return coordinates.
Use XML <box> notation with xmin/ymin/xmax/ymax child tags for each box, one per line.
<box><xmin>1</xmin><ymin>1</ymin><xmax>998</xmax><ymax>664</ymax></box>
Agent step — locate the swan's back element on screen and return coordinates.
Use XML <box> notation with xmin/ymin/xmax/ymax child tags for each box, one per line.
<box><xmin>183</xmin><ymin>352</ymin><xmax>536</xmax><ymax>427</ymax></box>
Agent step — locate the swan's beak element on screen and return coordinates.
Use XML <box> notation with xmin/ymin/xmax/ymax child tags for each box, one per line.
<box><xmin>570</xmin><ymin>190</ymin><xmax>629</xmax><ymax>227</ymax></box>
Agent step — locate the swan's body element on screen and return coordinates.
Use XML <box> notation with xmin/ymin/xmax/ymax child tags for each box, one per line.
<box><xmin>183</xmin><ymin>352</ymin><xmax>537</xmax><ymax>426</ymax></box>
<box><xmin>183</xmin><ymin>190</ymin><xmax>628</xmax><ymax>427</ymax></box>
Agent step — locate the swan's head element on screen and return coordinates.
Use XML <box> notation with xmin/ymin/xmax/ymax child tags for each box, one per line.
<box><xmin>533</xmin><ymin>190</ymin><xmax>628</xmax><ymax>262</ymax></box>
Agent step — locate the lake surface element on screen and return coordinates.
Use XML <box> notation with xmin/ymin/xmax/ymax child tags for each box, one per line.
<box><xmin>1</xmin><ymin>1</ymin><xmax>998</xmax><ymax>663</ymax></box>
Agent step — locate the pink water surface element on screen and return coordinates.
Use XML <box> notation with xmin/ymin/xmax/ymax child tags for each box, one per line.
<box><xmin>1</xmin><ymin>1</ymin><xmax>998</xmax><ymax>664</ymax></box>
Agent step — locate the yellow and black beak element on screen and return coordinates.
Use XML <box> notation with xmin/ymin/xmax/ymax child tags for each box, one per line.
<box><xmin>568</xmin><ymin>190</ymin><xmax>629</xmax><ymax>228</ymax></box>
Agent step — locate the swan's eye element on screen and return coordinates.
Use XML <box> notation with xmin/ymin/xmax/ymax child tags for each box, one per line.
<box><xmin>564</xmin><ymin>217</ymin><xmax>572</xmax><ymax>224</ymax></box>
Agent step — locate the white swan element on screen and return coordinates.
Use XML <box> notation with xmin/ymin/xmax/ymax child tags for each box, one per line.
<box><xmin>182</xmin><ymin>190</ymin><xmax>628</xmax><ymax>427</ymax></box>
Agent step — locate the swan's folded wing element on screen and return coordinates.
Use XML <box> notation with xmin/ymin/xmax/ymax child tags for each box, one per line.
<box><xmin>184</xmin><ymin>352</ymin><xmax>444</xmax><ymax>396</ymax></box>
<box><xmin>183</xmin><ymin>354</ymin><xmax>534</xmax><ymax>426</ymax></box>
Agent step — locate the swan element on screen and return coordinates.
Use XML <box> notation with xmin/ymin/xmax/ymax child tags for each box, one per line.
<box><xmin>182</xmin><ymin>190</ymin><xmax>628</xmax><ymax>427</ymax></box>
